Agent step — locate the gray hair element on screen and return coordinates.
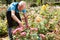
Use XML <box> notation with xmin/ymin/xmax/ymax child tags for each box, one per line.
<box><xmin>19</xmin><ymin>1</ymin><xmax>26</xmax><ymax>6</ymax></box>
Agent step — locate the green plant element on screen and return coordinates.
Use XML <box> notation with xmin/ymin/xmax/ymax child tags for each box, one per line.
<box><xmin>0</xmin><ymin>18</ymin><xmax>7</xmax><ymax>36</ymax></box>
<box><xmin>36</xmin><ymin>0</ymin><xmax>41</xmax><ymax>5</ymax></box>
<box><xmin>46</xmin><ymin>33</ymin><xmax>55</xmax><ymax>40</ymax></box>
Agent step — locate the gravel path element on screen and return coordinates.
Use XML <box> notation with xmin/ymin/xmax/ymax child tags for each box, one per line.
<box><xmin>0</xmin><ymin>36</ymin><xmax>9</xmax><ymax>40</ymax></box>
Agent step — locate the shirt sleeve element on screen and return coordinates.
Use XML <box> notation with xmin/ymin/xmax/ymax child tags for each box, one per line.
<box><xmin>11</xmin><ymin>6</ymin><xmax>15</xmax><ymax>11</ymax></box>
<box><xmin>22</xmin><ymin>9</ymin><xmax>26</xmax><ymax>13</ymax></box>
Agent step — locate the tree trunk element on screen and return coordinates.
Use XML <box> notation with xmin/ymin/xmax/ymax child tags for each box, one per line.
<box><xmin>41</xmin><ymin>0</ymin><xmax>42</xmax><ymax>5</ymax></box>
<box><xmin>14</xmin><ymin>0</ymin><xmax>16</xmax><ymax>2</ymax></box>
<box><xmin>6</xmin><ymin>0</ymin><xmax>12</xmax><ymax>5</ymax></box>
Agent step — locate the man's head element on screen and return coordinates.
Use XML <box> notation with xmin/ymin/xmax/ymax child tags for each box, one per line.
<box><xmin>18</xmin><ymin>1</ymin><xmax>26</xmax><ymax>11</ymax></box>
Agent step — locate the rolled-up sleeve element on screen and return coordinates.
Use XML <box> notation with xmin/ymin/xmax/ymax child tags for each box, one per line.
<box><xmin>11</xmin><ymin>6</ymin><xmax>15</xmax><ymax>11</ymax></box>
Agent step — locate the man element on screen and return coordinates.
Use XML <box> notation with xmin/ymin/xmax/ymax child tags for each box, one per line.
<box><xmin>6</xmin><ymin>1</ymin><xmax>28</xmax><ymax>40</ymax></box>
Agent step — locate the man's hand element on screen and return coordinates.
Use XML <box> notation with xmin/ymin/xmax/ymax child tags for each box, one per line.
<box><xmin>18</xmin><ymin>22</ymin><xmax>24</xmax><ymax>27</ymax></box>
<box><xmin>23</xmin><ymin>13</ymin><xmax>29</xmax><ymax>28</ymax></box>
<box><xmin>26</xmin><ymin>24</ymin><xmax>29</xmax><ymax>28</ymax></box>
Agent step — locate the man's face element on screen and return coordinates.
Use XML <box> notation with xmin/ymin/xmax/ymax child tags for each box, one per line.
<box><xmin>18</xmin><ymin>3</ymin><xmax>26</xmax><ymax>11</ymax></box>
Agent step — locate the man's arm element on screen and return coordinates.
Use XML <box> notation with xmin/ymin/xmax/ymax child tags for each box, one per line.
<box><xmin>23</xmin><ymin>13</ymin><xmax>29</xmax><ymax>28</ymax></box>
<box><xmin>11</xmin><ymin>10</ymin><xmax>24</xmax><ymax>27</ymax></box>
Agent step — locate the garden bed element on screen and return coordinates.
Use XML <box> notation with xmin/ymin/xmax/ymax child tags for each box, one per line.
<box><xmin>0</xmin><ymin>4</ymin><xmax>60</xmax><ymax>40</ymax></box>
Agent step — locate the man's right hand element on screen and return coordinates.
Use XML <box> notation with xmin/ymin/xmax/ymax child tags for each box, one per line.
<box><xmin>18</xmin><ymin>22</ymin><xmax>24</xmax><ymax>27</ymax></box>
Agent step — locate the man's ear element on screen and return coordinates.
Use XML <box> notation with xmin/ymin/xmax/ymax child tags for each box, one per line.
<box><xmin>18</xmin><ymin>5</ymin><xmax>20</xmax><ymax>10</ymax></box>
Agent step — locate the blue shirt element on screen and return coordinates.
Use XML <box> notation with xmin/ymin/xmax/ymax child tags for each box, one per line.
<box><xmin>7</xmin><ymin>2</ymin><xmax>26</xmax><ymax>13</ymax></box>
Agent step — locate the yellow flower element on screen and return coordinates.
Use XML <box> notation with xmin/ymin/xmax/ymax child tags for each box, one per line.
<box><xmin>28</xmin><ymin>16</ymin><xmax>31</xmax><ymax>19</ymax></box>
<box><xmin>3</xmin><ymin>27</ymin><xmax>6</xmax><ymax>31</ymax></box>
<box><xmin>40</xmin><ymin>11</ymin><xmax>43</xmax><ymax>15</ymax></box>
<box><xmin>0</xmin><ymin>23</ymin><xmax>2</xmax><ymax>26</ymax></box>
<box><xmin>55</xmin><ymin>12</ymin><xmax>57</xmax><ymax>14</ymax></box>
<box><xmin>41</xmin><ymin>5</ymin><xmax>46</xmax><ymax>10</ymax></box>
<box><xmin>46</xmin><ymin>4</ymin><xmax>49</xmax><ymax>7</ymax></box>
<box><xmin>55</xmin><ymin>12</ymin><xmax>58</xmax><ymax>15</ymax></box>
<box><xmin>53</xmin><ymin>16</ymin><xmax>58</xmax><ymax>21</ymax></box>
<box><xmin>55</xmin><ymin>27</ymin><xmax>58</xmax><ymax>30</ymax></box>
<box><xmin>53</xmin><ymin>18</ymin><xmax>57</xmax><ymax>21</ymax></box>
<box><xmin>5</xmin><ymin>20</ymin><xmax>7</xmax><ymax>24</ymax></box>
